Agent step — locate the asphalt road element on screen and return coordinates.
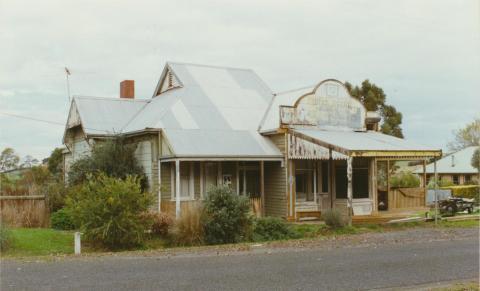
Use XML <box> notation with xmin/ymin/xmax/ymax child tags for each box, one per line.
<box><xmin>1</xmin><ymin>233</ymin><xmax>479</xmax><ymax>290</ymax></box>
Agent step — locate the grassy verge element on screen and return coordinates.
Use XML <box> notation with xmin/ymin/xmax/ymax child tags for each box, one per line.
<box><xmin>3</xmin><ymin>228</ymin><xmax>75</xmax><ymax>257</ymax></box>
<box><xmin>2</xmin><ymin>219</ymin><xmax>477</xmax><ymax>258</ymax></box>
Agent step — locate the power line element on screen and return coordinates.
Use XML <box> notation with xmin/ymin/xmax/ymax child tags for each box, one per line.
<box><xmin>0</xmin><ymin>111</ymin><xmax>117</xmax><ymax>134</ymax></box>
<box><xmin>0</xmin><ymin>111</ymin><xmax>65</xmax><ymax>126</ymax></box>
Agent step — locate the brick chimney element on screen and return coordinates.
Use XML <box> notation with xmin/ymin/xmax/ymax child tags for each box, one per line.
<box><xmin>120</xmin><ymin>80</ymin><xmax>135</xmax><ymax>99</ymax></box>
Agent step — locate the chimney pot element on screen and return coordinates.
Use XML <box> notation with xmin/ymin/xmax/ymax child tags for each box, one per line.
<box><xmin>120</xmin><ymin>80</ymin><xmax>135</xmax><ymax>99</ymax></box>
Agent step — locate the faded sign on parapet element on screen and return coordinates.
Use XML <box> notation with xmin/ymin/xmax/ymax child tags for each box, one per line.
<box><xmin>280</xmin><ymin>80</ymin><xmax>366</xmax><ymax>131</ymax></box>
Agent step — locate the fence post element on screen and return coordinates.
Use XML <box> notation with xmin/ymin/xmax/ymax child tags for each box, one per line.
<box><xmin>74</xmin><ymin>232</ymin><xmax>81</xmax><ymax>255</ymax></box>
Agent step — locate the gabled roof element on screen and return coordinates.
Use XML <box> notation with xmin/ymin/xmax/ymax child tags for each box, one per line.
<box><xmin>65</xmin><ymin>62</ymin><xmax>283</xmax><ymax>158</ymax></box>
<box><xmin>67</xmin><ymin>96</ymin><xmax>148</xmax><ymax>135</ymax></box>
<box><xmin>415</xmin><ymin>146</ymin><xmax>479</xmax><ymax>174</ymax></box>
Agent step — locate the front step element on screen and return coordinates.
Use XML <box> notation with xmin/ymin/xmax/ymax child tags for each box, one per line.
<box><xmin>296</xmin><ymin>211</ymin><xmax>322</xmax><ymax>221</ymax></box>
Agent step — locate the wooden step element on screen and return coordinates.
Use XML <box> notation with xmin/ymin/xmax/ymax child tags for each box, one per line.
<box><xmin>296</xmin><ymin>211</ymin><xmax>322</xmax><ymax>221</ymax></box>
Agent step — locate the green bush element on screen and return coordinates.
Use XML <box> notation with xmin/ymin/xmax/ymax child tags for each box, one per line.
<box><xmin>389</xmin><ymin>171</ymin><xmax>420</xmax><ymax>188</ymax></box>
<box><xmin>0</xmin><ymin>223</ymin><xmax>13</xmax><ymax>252</ymax></box>
<box><xmin>172</xmin><ymin>206</ymin><xmax>204</xmax><ymax>246</ymax></box>
<box><xmin>202</xmin><ymin>186</ymin><xmax>252</xmax><ymax>245</ymax></box>
<box><xmin>47</xmin><ymin>182</ymin><xmax>69</xmax><ymax>212</ymax></box>
<box><xmin>68</xmin><ymin>137</ymin><xmax>147</xmax><ymax>191</ymax></box>
<box><xmin>66</xmin><ymin>173</ymin><xmax>153</xmax><ymax>250</ymax></box>
<box><xmin>442</xmin><ymin>185</ymin><xmax>480</xmax><ymax>203</ymax></box>
<box><xmin>50</xmin><ymin>208</ymin><xmax>76</xmax><ymax>230</ymax></box>
<box><xmin>322</xmin><ymin>209</ymin><xmax>345</xmax><ymax>229</ymax></box>
<box><xmin>252</xmin><ymin>217</ymin><xmax>297</xmax><ymax>241</ymax></box>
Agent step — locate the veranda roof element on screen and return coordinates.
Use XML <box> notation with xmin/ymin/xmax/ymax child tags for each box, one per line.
<box><xmin>291</xmin><ymin>129</ymin><xmax>442</xmax><ymax>158</ymax></box>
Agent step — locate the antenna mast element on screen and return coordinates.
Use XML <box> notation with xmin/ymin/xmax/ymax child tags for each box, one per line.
<box><xmin>65</xmin><ymin>67</ymin><xmax>71</xmax><ymax>102</ymax></box>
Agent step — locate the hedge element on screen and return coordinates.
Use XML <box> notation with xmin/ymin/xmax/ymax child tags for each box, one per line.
<box><xmin>441</xmin><ymin>185</ymin><xmax>480</xmax><ymax>203</ymax></box>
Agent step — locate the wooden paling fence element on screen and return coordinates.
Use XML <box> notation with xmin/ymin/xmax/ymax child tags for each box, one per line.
<box><xmin>0</xmin><ymin>195</ymin><xmax>49</xmax><ymax>227</ymax></box>
<box><xmin>389</xmin><ymin>188</ymin><xmax>426</xmax><ymax>209</ymax></box>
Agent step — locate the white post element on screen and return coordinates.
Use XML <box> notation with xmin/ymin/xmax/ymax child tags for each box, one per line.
<box><xmin>260</xmin><ymin>161</ymin><xmax>265</xmax><ymax>216</ymax></box>
<box><xmin>236</xmin><ymin>162</ymin><xmax>240</xmax><ymax>195</ymax></box>
<box><xmin>175</xmin><ymin>160</ymin><xmax>181</xmax><ymax>219</ymax></box>
<box><xmin>313</xmin><ymin>161</ymin><xmax>317</xmax><ymax>204</ymax></box>
<box><xmin>347</xmin><ymin>156</ymin><xmax>353</xmax><ymax>226</ymax></box>
<box><xmin>74</xmin><ymin>232</ymin><xmax>81</xmax><ymax>255</ymax></box>
<box><xmin>158</xmin><ymin>160</ymin><xmax>162</xmax><ymax>213</ymax></box>
<box><xmin>434</xmin><ymin>159</ymin><xmax>438</xmax><ymax>225</ymax></box>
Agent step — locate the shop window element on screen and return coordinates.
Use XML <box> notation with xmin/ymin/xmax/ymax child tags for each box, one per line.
<box><xmin>335</xmin><ymin>159</ymin><xmax>369</xmax><ymax>199</ymax></box>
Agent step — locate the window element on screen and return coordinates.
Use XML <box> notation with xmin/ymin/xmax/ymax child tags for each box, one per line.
<box><xmin>239</xmin><ymin>164</ymin><xmax>260</xmax><ymax>197</ymax></box>
<box><xmin>452</xmin><ymin>175</ymin><xmax>459</xmax><ymax>185</ymax></box>
<box><xmin>335</xmin><ymin>159</ymin><xmax>369</xmax><ymax>199</ymax></box>
<box><xmin>465</xmin><ymin>175</ymin><xmax>471</xmax><ymax>183</ymax></box>
<box><xmin>295</xmin><ymin>160</ymin><xmax>315</xmax><ymax>202</ymax></box>
<box><xmin>172</xmin><ymin>162</ymin><xmax>194</xmax><ymax>199</ymax></box>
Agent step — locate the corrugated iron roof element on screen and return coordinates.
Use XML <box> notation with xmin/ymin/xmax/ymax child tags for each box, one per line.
<box><xmin>73</xmin><ymin>96</ymin><xmax>148</xmax><ymax>135</ymax></box>
<box><xmin>69</xmin><ymin>62</ymin><xmax>282</xmax><ymax>158</ymax></box>
<box><xmin>415</xmin><ymin>146</ymin><xmax>479</xmax><ymax>174</ymax></box>
<box><xmin>293</xmin><ymin>128</ymin><xmax>440</xmax><ymax>153</ymax></box>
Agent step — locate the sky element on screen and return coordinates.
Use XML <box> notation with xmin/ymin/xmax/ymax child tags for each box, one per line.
<box><xmin>0</xmin><ymin>0</ymin><xmax>479</xmax><ymax>160</ymax></box>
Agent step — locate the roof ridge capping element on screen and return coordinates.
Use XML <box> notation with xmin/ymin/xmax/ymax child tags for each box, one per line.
<box><xmin>73</xmin><ymin>95</ymin><xmax>149</xmax><ymax>102</ymax></box>
<box><xmin>167</xmin><ymin>61</ymin><xmax>256</xmax><ymax>72</ymax></box>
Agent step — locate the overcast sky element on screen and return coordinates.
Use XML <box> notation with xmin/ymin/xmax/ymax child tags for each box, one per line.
<box><xmin>1</xmin><ymin>0</ymin><xmax>479</xmax><ymax>160</ymax></box>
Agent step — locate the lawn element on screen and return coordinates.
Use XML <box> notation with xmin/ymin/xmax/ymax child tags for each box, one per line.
<box><xmin>2</xmin><ymin>218</ymin><xmax>478</xmax><ymax>258</ymax></box>
<box><xmin>3</xmin><ymin>228</ymin><xmax>75</xmax><ymax>257</ymax></box>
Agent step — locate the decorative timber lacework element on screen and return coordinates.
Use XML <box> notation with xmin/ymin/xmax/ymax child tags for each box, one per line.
<box><xmin>287</xmin><ymin>134</ymin><xmax>347</xmax><ymax>160</ymax></box>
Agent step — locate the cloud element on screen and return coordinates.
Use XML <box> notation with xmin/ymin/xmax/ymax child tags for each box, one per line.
<box><xmin>0</xmin><ymin>0</ymin><xmax>479</xmax><ymax>158</ymax></box>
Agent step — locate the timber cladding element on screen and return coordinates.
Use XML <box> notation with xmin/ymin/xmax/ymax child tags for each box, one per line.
<box><xmin>268</xmin><ymin>133</ymin><xmax>287</xmax><ymax>154</ymax></box>
<box><xmin>264</xmin><ymin>161</ymin><xmax>287</xmax><ymax>217</ymax></box>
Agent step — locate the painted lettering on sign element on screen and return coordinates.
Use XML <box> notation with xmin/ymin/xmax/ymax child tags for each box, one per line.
<box><xmin>280</xmin><ymin>80</ymin><xmax>366</xmax><ymax>131</ymax></box>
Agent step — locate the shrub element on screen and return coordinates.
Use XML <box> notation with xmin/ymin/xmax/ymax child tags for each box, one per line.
<box><xmin>322</xmin><ymin>209</ymin><xmax>345</xmax><ymax>229</ymax></box>
<box><xmin>150</xmin><ymin>213</ymin><xmax>174</xmax><ymax>236</ymax></box>
<box><xmin>47</xmin><ymin>182</ymin><xmax>69</xmax><ymax>212</ymax></box>
<box><xmin>442</xmin><ymin>185</ymin><xmax>480</xmax><ymax>203</ymax></box>
<box><xmin>389</xmin><ymin>171</ymin><xmax>420</xmax><ymax>188</ymax></box>
<box><xmin>202</xmin><ymin>186</ymin><xmax>252</xmax><ymax>244</ymax></box>
<box><xmin>172</xmin><ymin>206</ymin><xmax>204</xmax><ymax>246</ymax></box>
<box><xmin>68</xmin><ymin>137</ymin><xmax>147</xmax><ymax>191</ymax></box>
<box><xmin>50</xmin><ymin>208</ymin><xmax>76</xmax><ymax>230</ymax></box>
<box><xmin>0</xmin><ymin>223</ymin><xmax>13</xmax><ymax>252</ymax></box>
<box><xmin>66</xmin><ymin>173</ymin><xmax>153</xmax><ymax>250</ymax></box>
<box><xmin>252</xmin><ymin>217</ymin><xmax>297</xmax><ymax>241</ymax></box>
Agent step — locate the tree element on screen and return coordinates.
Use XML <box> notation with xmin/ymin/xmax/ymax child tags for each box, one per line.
<box><xmin>0</xmin><ymin>148</ymin><xmax>20</xmax><ymax>172</ymax></box>
<box><xmin>448</xmin><ymin>118</ymin><xmax>480</xmax><ymax>151</ymax></box>
<box><xmin>472</xmin><ymin>148</ymin><xmax>480</xmax><ymax>172</ymax></box>
<box><xmin>68</xmin><ymin>137</ymin><xmax>147</xmax><ymax>190</ymax></box>
<box><xmin>21</xmin><ymin>155</ymin><xmax>39</xmax><ymax>168</ymax></box>
<box><xmin>345</xmin><ymin>80</ymin><xmax>403</xmax><ymax>138</ymax></box>
<box><xmin>47</xmin><ymin>148</ymin><xmax>64</xmax><ymax>177</ymax></box>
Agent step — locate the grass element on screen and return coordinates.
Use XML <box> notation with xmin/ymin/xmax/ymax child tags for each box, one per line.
<box><xmin>2</xmin><ymin>218</ymin><xmax>478</xmax><ymax>258</ymax></box>
<box><xmin>432</xmin><ymin>282</ymin><xmax>479</xmax><ymax>291</ymax></box>
<box><xmin>3</xmin><ymin>228</ymin><xmax>75</xmax><ymax>257</ymax></box>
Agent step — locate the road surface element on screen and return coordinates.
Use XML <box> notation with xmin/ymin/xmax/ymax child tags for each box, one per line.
<box><xmin>1</xmin><ymin>228</ymin><xmax>479</xmax><ymax>290</ymax></box>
